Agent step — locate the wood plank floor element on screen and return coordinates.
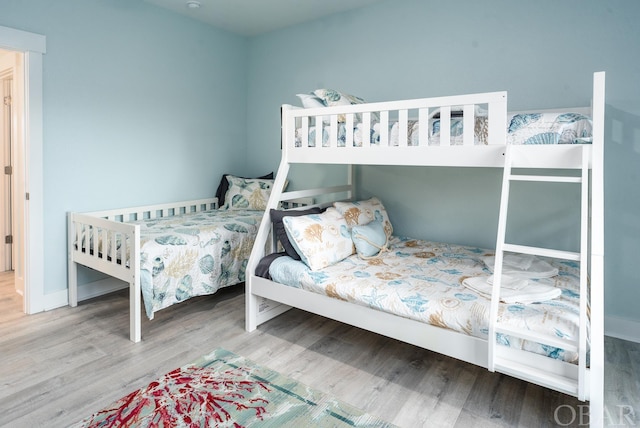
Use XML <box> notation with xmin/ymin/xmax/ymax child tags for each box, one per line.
<box><xmin>1</xmin><ymin>271</ymin><xmax>638</xmax><ymax>427</ymax></box>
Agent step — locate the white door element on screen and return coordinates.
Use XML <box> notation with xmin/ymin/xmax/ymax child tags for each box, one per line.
<box><xmin>0</xmin><ymin>76</ymin><xmax>13</xmax><ymax>272</ymax></box>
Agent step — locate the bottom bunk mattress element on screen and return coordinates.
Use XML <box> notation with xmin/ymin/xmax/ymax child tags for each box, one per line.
<box><xmin>135</xmin><ymin>209</ymin><xmax>262</xmax><ymax>318</ymax></box>
<box><xmin>265</xmin><ymin>236</ymin><xmax>585</xmax><ymax>363</ymax></box>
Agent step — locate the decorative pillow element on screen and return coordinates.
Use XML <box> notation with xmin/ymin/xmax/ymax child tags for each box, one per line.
<box><xmin>270</xmin><ymin>207</ymin><xmax>322</xmax><ymax>260</ymax></box>
<box><xmin>311</xmin><ymin>89</ymin><xmax>378</xmax><ymax>123</ymax></box>
<box><xmin>223</xmin><ymin>175</ymin><xmax>274</xmax><ymax>210</ymax></box>
<box><xmin>216</xmin><ymin>172</ymin><xmax>273</xmax><ymax>208</ymax></box>
<box><xmin>282</xmin><ymin>207</ymin><xmax>354</xmax><ymax>270</ymax></box>
<box><xmin>351</xmin><ymin>221</ymin><xmax>388</xmax><ymax>258</ymax></box>
<box><xmin>333</xmin><ymin>197</ymin><xmax>393</xmax><ymax>238</ymax></box>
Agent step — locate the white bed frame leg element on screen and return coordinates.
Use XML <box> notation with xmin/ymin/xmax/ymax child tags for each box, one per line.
<box><xmin>130</xmin><ymin>229</ymin><xmax>142</xmax><ymax>343</ymax></box>
<box><xmin>245</xmin><ymin>291</ymin><xmax>258</xmax><ymax>332</ymax></box>
<box><xmin>68</xmin><ymin>261</ymin><xmax>78</xmax><ymax>307</ymax></box>
<box><xmin>130</xmin><ymin>279</ymin><xmax>141</xmax><ymax>343</ymax></box>
<box><xmin>67</xmin><ymin>213</ymin><xmax>78</xmax><ymax>307</ymax></box>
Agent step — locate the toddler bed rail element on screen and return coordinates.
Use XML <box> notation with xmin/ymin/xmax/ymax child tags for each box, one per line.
<box><xmin>247</xmin><ymin>72</ymin><xmax>605</xmax><ymax>424</ymax></box>
<box><xmin>68</xmin><ymin>198</ymin><xmax>218</xmax><ymax>342</ymax></box>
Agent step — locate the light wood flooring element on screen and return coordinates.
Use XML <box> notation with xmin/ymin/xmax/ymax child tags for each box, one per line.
<box><xmin>1</xmin><ymin>271</ymin><xmax>638</xmax><ymax>427</ymax></box>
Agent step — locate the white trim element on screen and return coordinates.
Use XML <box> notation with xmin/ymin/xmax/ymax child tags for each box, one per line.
<box><xmin>605</xmin><ymin>315</ymin><xmax>640</xmax><ymax>344</ymax></box>
<box><xmin>41</xmin><ymin>278</ymin><xmax>128</xmax><ymax>312</ymax></box>
<box><xmin>24</xmin><ymin>50</ymin><xmax>45</xmax><ymax>314</ymax></box>
<box><xmin>0</xmin><ymin>26</ymin><xmax>46</xmax><ymax>54</ymax></box>
<box><xmin>42</xmin><ymin>288</ymin><xmax>68</xmax><ymax>312</ymax></box>
<box><xmin>0</xmin><ymin>25</ymin><xmax>46</xmax><ymax>314</ymax></box>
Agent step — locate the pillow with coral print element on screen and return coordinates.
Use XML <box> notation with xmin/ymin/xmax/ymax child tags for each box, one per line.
<box><xmin>333</xmin><ymin>197</ymin><xmax>393</xmax><ymax>239</ymax></box>
<box><xmin>223</xmin><ymin>175</ymin><xmax>273</xmax><ymax>210</ymax></box>
<box><xmin>282</xmin><ymin>207</ymin><xmax>354</xmax><ymax>270</ymax></box>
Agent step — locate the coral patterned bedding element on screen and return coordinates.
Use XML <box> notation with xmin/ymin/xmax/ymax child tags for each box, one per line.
<box><xmin>134</xmin><ymin>209</ymin><xmax>262</xmax><ymax>319</ymax></box>
<box><xmin>268</xmin><ymin>236</ymin><xmax>584</xmax><ymax>363</ymax></box>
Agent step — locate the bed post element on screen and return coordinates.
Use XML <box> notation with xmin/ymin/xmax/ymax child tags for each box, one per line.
<box><xmin>246</xmin><ymin>105</ymin><xmax>296</xmax><ymax>332</ymax></box>
<box><xmin>67</xmin><ymin>213</ymin><xmax>78</xmax><ymax>307</ymax></box>
<box><xmin>589</xmin><ymin>70</ymin><xmax>605</xmax><ymax>427</ymax></box>
<box><xmin>130</xmin><ymin>226</ymin><xmax>141</xmax><ymax>343</ymax></box>
<box><xmin>246</xmin><ymin>160</ymin><xmax>291</xmax><ymax>331</ymax></box>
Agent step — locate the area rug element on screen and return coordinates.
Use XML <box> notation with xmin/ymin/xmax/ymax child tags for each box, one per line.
<box><xmin>72</xmin><ymin>348</ymin><xmax>396</xmax><ymax>427</ymax></box>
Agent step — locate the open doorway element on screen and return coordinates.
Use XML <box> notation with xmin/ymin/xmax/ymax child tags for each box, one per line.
<box><xmin>0</xmin><ymin>25</ymin><xmax>45</xmax><ymax>315</ymax></box>
<box><xmin>0</xmin><ymin>48</ymin><xmax>22</xmax><ymax>304</ymax></box>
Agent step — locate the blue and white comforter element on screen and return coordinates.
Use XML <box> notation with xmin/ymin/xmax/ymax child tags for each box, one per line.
<box><xmin>134</xmin><ymin>209</ymin><xmax>262</xmax><ymax>319</ymax></box>
<box><xmin>269</xmin><ymin>236</ymin><xmax>584</xmax><ymax>363</ymax></box>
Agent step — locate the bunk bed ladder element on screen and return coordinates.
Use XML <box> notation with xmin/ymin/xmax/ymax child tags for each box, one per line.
<box><xmin>488</xmin><ymin>144</ymin><xmax>590</xmax><ymax>399</ymax></box>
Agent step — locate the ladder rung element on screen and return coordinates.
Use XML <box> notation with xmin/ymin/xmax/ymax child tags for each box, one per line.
<box><xmin>494</xmin><ymin>356</ymin><xmax>578</xmax><ymax>395</ymax></box>
<box><xmin>495</xmin><ymin>324</ymin><xmax>578</xmax><ymax>353</ymax></box>
<box><xmin>502</xmin><ymin>243</ymin><xmax>580</xmax><ymax>261</ymax></box>
<box><xmin>509</xmin><ymin>174</ymin><xmax>582</xmax><ymax>183</ymax></box>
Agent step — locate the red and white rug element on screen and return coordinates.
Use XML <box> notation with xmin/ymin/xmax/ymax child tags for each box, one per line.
<box><xmin>72</xmin><ymin>348</ymin><xmax>396</xmax><ymax>427</ymax></box>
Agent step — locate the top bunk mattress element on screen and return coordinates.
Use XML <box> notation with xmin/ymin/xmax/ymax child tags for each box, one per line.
<box><xmin>265</xmin><ymin>236</ymin><xmax>584</xmax><ymax>363</ymax></box>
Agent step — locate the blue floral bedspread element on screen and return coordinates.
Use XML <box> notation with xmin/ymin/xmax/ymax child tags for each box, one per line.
<box><xmin>135</xmin><ymin>209</ymin><xmax>262</xmax><ymax>319</ymax></box>
<box><xmin>269</xmin><ymin>236</ymin><xmax>584</xmax><ymax>363</ymax></box>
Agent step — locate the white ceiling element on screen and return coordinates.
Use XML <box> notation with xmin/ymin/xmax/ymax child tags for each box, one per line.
<box><xmin>143</xmin><ymin>0</ymin><xmax>384</xmax><ymax>36</ymax></box>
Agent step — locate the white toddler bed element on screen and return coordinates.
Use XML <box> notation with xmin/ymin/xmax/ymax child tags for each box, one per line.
<box><xmin>68</xmin><ymin>174</ymin><xmax>281</xmax><ymax>342</ymax></box>
<box><xmin>246</xmin><ymin>73</ymin><xmax>605</xmax><ymax>424</ymax></box>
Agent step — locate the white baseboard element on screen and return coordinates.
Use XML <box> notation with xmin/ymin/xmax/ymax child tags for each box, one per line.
<box><xmin>43</xmin><ymin>278</ymin><xmax>128</xmax><ymax>311</ymax></box>
<box><xmin>43</xmin><ymin>289</ymin><xmax>69</xmax><ymax>311</ymax></box>
<box><xmin>605</xmin><ymin>315</ymin><xmax>640</xmax><ymax>343</ymax></box>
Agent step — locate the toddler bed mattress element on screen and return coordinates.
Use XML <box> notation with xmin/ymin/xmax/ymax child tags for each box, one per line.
<box><xmin>295</xmin><ymin>111</ymin><xmax>592</xmax><ymax>147</ymax></box>
<box><xmin>266</xmin><ymin>236</ymin><xmax>584</xmax><ymax>363</ymax></box>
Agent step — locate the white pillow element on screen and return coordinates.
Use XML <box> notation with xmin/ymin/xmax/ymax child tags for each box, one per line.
<box><xmin>296</xmin><ymin>93</ymin><xmax>329</xmax><ymax>124</ymax></box>
<box><xmin>283</xmin><ymin>207</ymin><xmax>354</xmax><ymax>270</ymax></box>
<box><xmin>333</xmin><ymin>197</ymin><xmax>393</xmax><ymax>238</ymax></box>
<box><xmin>296</xmin><ymin>93</ymin><xmax>325</xmax><ymax>109</ymax></box>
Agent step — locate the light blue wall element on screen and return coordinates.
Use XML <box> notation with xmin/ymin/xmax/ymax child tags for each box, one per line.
<box><xmin>1</xmin><ymin>0</ymin><xmax>248</xmax><ymax>293</ymax></box>
<box><xmin>246</xmin><ymin>0</ymin><xmax>640</xmax><ymax>323</ymax></box>
<box><xmin>1</xmin><ymin>0</ymin><xmax>638</xmax><ymax>327</ymax></box>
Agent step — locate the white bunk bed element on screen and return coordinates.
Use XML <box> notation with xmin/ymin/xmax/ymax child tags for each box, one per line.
<box><xmin>246</xmin><ymin>72</ymin><xmax>605</xmax><ymax>425</ymax></box>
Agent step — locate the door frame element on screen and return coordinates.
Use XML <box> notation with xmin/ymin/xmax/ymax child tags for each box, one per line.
<box><xmin>0</xmin><ymin>25</ymin><xmax>45</xmax><ymax>314</ymax></box>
